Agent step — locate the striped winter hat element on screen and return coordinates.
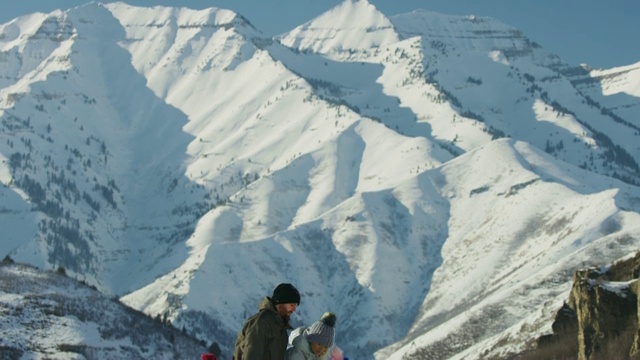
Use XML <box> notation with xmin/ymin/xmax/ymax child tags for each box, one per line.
<box><xmin>304</xmin><ymin>312</ymin><xmax>337</xmax><ymax>348</ymax></box>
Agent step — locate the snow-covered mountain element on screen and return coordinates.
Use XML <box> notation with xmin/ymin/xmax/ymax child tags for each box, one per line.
<box><xmin>0</xmin><ymin>259</ymin><xmax>208</xmax><ymax>359</ymax></box>
<box><xmin>1</xmin><ymin>1</ymin><xmax>639</xmax><ymax>359</ymax></box>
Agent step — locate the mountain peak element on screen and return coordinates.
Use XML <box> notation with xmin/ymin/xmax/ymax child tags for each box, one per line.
<box><xmin>277</xmin><ymin>0</ymin><xmax>399</xmax><ymax>55</ymax></box>
<box><xmin>104</xmin><ymin>2</ymin><xmax>260</xmax><ymax>38</ymax></box>
<box><xmin>390</xmin><ymin>10</ymin><xmax>539</xmax><ymax>57</ymax></box>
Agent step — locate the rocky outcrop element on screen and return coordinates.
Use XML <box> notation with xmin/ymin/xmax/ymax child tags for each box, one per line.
<box><xmin>570</xmin><ymin>269</ymin><xmax>637</xmax><ymax>359</ymax></box>
<box><xmin>536</xmin><ymin>252</ymin><xmax>640</xmax><ymax>360</ymax></box>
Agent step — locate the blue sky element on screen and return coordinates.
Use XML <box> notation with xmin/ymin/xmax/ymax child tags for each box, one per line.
<box><xmin>1</xmin><ymin>0</ymin><xmax>638</xmax><ymax>69</ymax></box>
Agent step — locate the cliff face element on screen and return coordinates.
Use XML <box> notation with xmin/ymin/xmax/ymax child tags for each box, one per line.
<box><xmin>570</xmin><ymin>269</ymin><xmax>637</xmax><ymax>359</ymax></box>
<box><xmin>536</xmin><ymin>252</ymin><xmax>640</xmax><ymax>359</ymax></box>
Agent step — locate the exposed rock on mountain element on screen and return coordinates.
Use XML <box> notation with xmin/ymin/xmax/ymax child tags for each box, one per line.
<box><xmin>530</xmin><ymin>252</ymin><xmax>640</xmax><ymax>360</ymax></box>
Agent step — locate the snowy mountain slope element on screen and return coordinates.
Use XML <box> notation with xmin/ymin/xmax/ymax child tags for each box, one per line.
<box><xmin>378</xmin><ymin>139</ymin><xmax>640</xmax><ymax>359</ymax></box>
<box><xmin>387</xmin><ymin>10</ymin><xmax>640</xmax><ymax>185</ymax></box>
<box><xmin>0</xmin><ymin>260</ymin><xmax>208</xmax><ymax>359</ymax></box>
<box><xmin>0</xmin><ymin>3</ymin><xmax>204</xmax><ymax>295</ymax></box>
<box><xmin>569</xmin><ymin>61</ymin><xmax>640</xmax><ymax>145</ymax></box>
<box><xmin>120</xmin><ymin>117</ymin><xmax>454</xmax><ymax>356</ymax></box>
<box><xmin>277</xmin><ymin>5</ymin><xmax>640</xmax><ymax>185</ymax></box>
<box><xmin>277</xmin><ymin>0</ymin><xmax>399</xmax><ymax>56</ymax></box>
<box><xmin>590</xmin><ymin>61</ymin><xmax>640</xmax><ymax>98</ymax></box>
<box><xmin>1</xmin><ymin>1</ymin><xmax>639</xmax><ymax>359</ymax></box>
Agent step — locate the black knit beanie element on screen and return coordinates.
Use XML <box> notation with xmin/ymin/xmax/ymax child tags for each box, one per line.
<box><xmin>272</xmin><ymin>283</ymin><xmax>301</xmax><ymax>305</ymax></box>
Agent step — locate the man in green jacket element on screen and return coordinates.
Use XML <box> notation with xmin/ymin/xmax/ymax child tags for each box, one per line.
<box><xmin>233</xmin><ymin>283</ymin><xmax>301</xmax><ymax>360</ymax></box>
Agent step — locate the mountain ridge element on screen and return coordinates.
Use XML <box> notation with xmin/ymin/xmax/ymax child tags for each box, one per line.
<box><xmin>0</xmin><ymin>259</ymin><xmax>209</xmax><ymax>359</ymax></box>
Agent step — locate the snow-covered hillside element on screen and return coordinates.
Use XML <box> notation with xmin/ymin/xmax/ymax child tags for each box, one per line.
<box><xmin>0</xmin><ymin>260</ymin><xmax>208</xmax><ymax>359</ymax></box>
<box><xmin>1</xmin><ymin>1</ymin><xmax>639</xmax><ymax>359</ymax></box>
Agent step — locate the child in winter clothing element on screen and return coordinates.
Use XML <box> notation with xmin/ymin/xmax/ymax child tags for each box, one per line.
<box><xmin>286</xmin><ymin>312</ymin><xmax>338</xmax><ymax>360</ymax></box>
<box><xmin>328</xmin><ymin>346</ymin><xmax>344</xmax><ymax>360</ymax></box>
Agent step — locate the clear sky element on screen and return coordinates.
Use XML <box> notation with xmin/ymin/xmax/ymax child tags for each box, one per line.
<box><xmin>1</xmin><ymin>0</ymin><xmax>638</xmax><ymax>69</ymax></box>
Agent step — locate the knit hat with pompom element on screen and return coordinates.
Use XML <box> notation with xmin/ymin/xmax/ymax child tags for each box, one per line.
<box><xmin>304</xmin><ymin>312</ymin><xmax>337</xmax><ymax>348</ymax></box>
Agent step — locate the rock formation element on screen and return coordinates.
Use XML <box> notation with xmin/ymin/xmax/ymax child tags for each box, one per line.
<box><xmin>536</xmin><ymin>252</ymin><xmax>640</xmax><ymax>359</ymax></box>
